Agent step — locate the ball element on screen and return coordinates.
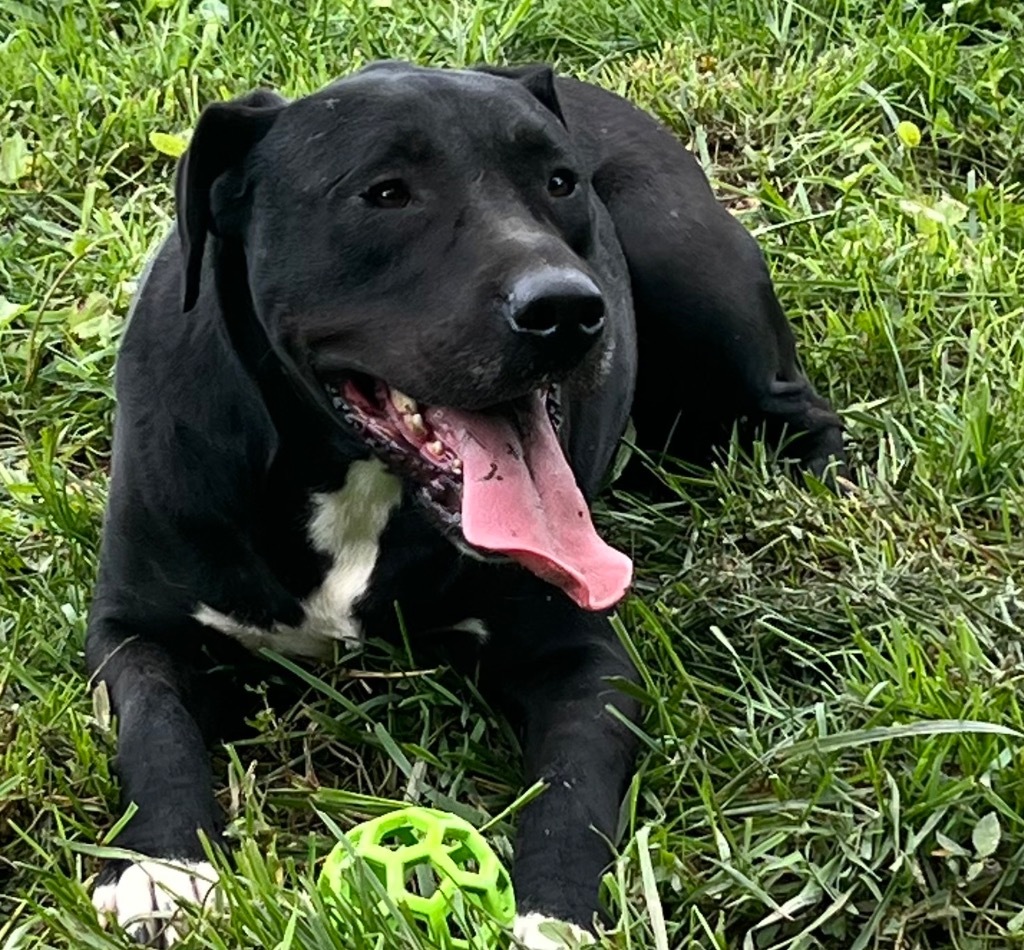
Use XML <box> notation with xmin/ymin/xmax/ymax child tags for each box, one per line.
<box><xmin>319</xmin><ymin>806</ymin><xmax>515</xmax><ymax>947</ymax></box>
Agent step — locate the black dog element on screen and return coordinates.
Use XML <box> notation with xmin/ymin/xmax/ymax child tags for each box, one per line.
<box><xmin>87</xmin><ymin>62</ymin><xmax>844</xmax><ymax>947</ymax></box>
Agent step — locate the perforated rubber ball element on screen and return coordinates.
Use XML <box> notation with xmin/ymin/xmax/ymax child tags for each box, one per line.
<box><xmin>319</xmin><ymin>806</ymin><xmax>515</xmax><ymax>948</ymax></box>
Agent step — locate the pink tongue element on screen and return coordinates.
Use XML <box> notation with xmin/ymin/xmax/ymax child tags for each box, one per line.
<box><xmin>428</xmin><ymin>395</ymin><xmax>632</xmax><ymax>611</ymax></box>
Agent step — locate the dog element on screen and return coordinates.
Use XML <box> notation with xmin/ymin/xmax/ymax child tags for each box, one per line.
<box><xmin>86</xmin><ymin>61</ymin><xmax>845</xmax><ymax>948</ymax></box>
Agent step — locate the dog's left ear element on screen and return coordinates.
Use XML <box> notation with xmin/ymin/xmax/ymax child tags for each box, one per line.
<box><xmin>473</xmin><ymin>64</ymin><xmax>566</xmax><ymax>127</ymax></box>
<box><xmin>176</xmin><ymin>89</ymin><xmax>286</xmax><ymax>312</ymax></box>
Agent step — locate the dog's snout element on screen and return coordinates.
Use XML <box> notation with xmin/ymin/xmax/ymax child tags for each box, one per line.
<box><xmin>505</xmin><ymin>269</ymin><xmax>606</xmax><ymax>341</ymax></box>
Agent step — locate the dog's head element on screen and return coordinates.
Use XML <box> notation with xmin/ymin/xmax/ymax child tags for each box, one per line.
<box><xmin>176</xmin><ymin>62</ymin><xmax>631</xmax><ymax>610</ymax></box>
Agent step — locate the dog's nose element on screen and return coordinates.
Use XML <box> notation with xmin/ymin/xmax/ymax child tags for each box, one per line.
<box><xmin>505</xmin><ymin>268</ymin><xmax>605</xmax><ymax>340</ymax></box>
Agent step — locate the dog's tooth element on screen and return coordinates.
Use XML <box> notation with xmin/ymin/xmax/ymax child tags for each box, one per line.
<box><xmin>391</xmin><ymin>389</ymin><xmax>418</xmax><ymax>415</ymax></box>
<box><xmin>426</xmin><ymin>440</ymin><xmax>444</xmax><ymax>457</ymax></box>
<box><xmin>451</xmin><ymin>458</ymin><xmax>463</xmax><ymax>474</ymax></box>
<box><xmin>407</xmin><ymin>413</ymin><xmax>427</xmax><ymax>437</ymax></box>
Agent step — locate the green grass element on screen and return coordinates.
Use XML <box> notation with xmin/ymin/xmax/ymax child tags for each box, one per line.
<box><xmin>2</xmin><ymin>0</ymin><xmax>1024</xmax><ymax>946</ymax></box>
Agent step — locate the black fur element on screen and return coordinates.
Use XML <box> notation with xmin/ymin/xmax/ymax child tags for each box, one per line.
<box><xmin>87</xmin><ymin>62</ymin><xmax>845</xmax><ymax>934</ymax></box>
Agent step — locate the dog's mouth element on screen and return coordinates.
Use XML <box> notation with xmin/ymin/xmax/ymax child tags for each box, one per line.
<box><xmin>326</xmin><ymin>375</ymin><xmax>470</xmax><ymax>523</ymax></box>
<box><xmin>325</xmin><ymin>374</ymin><xmax>631</xmax><ymax>611</ymax></box>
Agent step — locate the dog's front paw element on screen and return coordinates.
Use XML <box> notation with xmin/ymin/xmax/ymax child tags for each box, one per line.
<box><xmin>92</xmin><ymin>859</ymin><xmax>219</xmax><ymax>947</ymax></box>
<box><xmin>513</xmin><ymin>913</ymin><xmax>596</xmax><ymax>949</ymax></box>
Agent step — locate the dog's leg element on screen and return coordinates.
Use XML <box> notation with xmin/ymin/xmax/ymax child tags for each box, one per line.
<box><xmin>479</xmin><ymin>584</ymin><xmax>639</xmax><ymax>947</ymax></box>
<box><xmin>564</xmin><ymin>79</ymin><xmax>847</xmax><ymax>483</ymax></box>
<box><xmin>88</xmin><ymin>623</ymin><xmax>221</xmax><ymax>947</ymax></box>
<box><xmin>617</xmin><ymin>197</ymin><xmax>847</xmax><ymax>483</ymax></box>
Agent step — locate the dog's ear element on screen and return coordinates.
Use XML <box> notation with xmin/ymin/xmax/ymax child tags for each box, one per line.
<box><xmin>473</xmin><ymin>64</ymin><xmax>566</xmax><ymax>127</ymax></box>
<box><xmin>176</xmin><ymin>89</ymin><xmax>285</xmax><ymax>312</ymax></box>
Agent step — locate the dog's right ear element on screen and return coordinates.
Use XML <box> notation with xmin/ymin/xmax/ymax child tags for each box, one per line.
<box><xmin>176</xmin><ymin>89</ymin><xmax>285</xmax><ymax>312</ymax></box>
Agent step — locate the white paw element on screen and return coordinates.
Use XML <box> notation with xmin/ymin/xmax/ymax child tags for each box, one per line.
<box><xmin>513</xmin><ymin>912</ymin><xmax>596</xmax><ymax>949</ymax></box>
<box><xmin>92</xmin><ymin>859</ymin><xmax>219</xmax><ymax>946</ymax></box>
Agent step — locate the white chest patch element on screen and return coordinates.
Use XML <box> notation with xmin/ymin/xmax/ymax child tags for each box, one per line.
<box><xmin>193</xmin><ymin>458</ymin><xmax>402</xmax><ymax>659</ymax></box>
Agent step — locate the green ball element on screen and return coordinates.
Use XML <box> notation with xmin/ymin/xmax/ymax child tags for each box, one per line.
<box><xmin>319</xmin><ymin>806</ymin><xmax>516</xmax><ymax>948</ymax></box>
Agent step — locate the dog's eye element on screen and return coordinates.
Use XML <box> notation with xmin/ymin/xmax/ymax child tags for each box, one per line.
<box><xmin>362</xmin><ymin>179</ymin><xmax>411</xmax><ymax>209</ymax></box>
<box><xmin>547</xmin><ymin>170</ymin><xmax>577</xmax><ymax>198</ymax></box>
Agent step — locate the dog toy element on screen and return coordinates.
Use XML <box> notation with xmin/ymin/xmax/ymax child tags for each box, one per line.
<box><xmin>319</xmin><ymin>806</ymin><xmax>515</xmax><ymax>947</ymax></box>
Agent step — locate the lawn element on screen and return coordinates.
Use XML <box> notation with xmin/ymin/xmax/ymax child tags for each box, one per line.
<box><xmin>2</xmin><ymin>0</ymin><xmax>1024</xmax><ymax>947</ymax></box>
